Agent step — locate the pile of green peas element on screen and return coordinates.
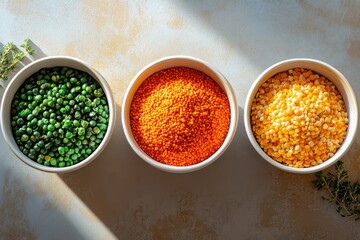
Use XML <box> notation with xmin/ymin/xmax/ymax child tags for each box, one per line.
<box><xmin>11</xmin><ymin>67</ymin><xmax>109</xmax><ymax>167</ymax></box>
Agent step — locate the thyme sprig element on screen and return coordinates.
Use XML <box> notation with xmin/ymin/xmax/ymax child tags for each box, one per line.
<box><xmin>0</xmin><ymin>38</ymin><xmax>34</xmax><ymax>82</ymax></box>
<box><xmin>313</xmin><ymin>160</ymin><xmax>360</xmax><ymax>220</ymax></box>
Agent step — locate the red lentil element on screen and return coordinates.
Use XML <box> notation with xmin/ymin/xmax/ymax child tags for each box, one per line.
<box><xmin>130</xmin><ymin>67</ymin><xmax>230</xmax><ymax>166</ymax></box>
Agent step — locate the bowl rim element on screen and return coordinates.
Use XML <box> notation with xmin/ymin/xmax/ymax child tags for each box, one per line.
<box><xmin>0</xmin><ymin>55</ymin><xmax>116</xmax><ymax>173</ymax></box>
<box><xmin>122</xmin><ymin>55</ymin><xmax>238</xmax><ymax>173</ymax></box>
<box><xmin>244</xmin><ymin>58</ymin><xmax>358</xmax><ymax>173</ymax></box>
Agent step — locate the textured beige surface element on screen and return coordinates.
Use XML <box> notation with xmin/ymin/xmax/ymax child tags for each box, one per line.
<box><xmin>1</xmin><ymin>1</ymin><xmax>360</xmax><ymax>239</ymax></box>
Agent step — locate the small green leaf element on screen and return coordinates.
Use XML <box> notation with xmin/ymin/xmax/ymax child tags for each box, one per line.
<box><xmin>0</xmin><ymin>38</ymin><xmax>34</xmax><ymax>82</ymax></box>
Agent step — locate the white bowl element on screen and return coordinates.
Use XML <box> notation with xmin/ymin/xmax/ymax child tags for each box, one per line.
<box><xmin>0</xmin><ymin>56</ymin><xmax>116</xmax><ymax>173</ymax></box>
<box><xmin>122</xmin><ymin>55</ymin><xmax>238</xmax><ymax>173</ymax></box>
<box><xmin>244</xmin><ymin>58</ymin><xmax>358</xmax><ymax>173</ymax></box>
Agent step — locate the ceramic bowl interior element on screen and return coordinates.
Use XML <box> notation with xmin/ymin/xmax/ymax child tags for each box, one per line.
<box><xmin>244</xmin><ymin>58</ymin><xmax>358</xmax><ymax>173</ymax></box>
<box><xmin>0</xmin><ymin>56</ymin><xmax>116</xmax><ymax>173</ymax></box>
<box><xmin>122</xmin><ymin>55</ymin><xmax>238</xmax><ymax>173</ymax></box>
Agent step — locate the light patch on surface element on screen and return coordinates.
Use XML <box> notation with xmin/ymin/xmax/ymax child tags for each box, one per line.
<box><xmin>299</xmin><ymin>0</ymin><xmax>360</xmax><ymax>27</ymax></box>
<box><xmin>347</xmin><ymin>39</ymin><xmax>360</xmax><ymax>59</ymax></box>
<box><xmin>257</xmin><ymin>170</ymin><xmax>360</xmax><ymax>238</ymax></box>
<box><xmin>342</xmin><ymin>135</ymin><xmax>360</xmax><ymax>181</ymax></box>
<box><xmin>0</xmin><ymin>171</ymin><xmax>36</xmax><ymax>240</ymax></box>
<box><xmin>167</xmin><ymin>17</ymin><xmax>185</xmax><ymax>29</ymax></box>
<box><xmin>79</xmin><ymin>0</ymin><xmax>149</xmax><ymax>106</ymax></box>
<box><xmin>33</xmin><ymin>173</ymin><xmax>74</xmax><ymax>212</ymax></box>
<box><xmin>150</xmin><ymin>193</ymin><xmax>217</xmax><ymax>240</ymax></box>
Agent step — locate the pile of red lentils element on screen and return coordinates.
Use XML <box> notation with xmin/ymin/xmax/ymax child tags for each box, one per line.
<box><xmin>130</xmin><ymin>67</ymin><xmax>230</xmax><ymax>166</ymax></box>
<box><xmin>251</xmin><ymin>68</ymin><xmax>348</xmax><ymax>168</ymax></box>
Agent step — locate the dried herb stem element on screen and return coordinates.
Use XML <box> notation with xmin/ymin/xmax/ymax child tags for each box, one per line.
<box><xmin>313</xmin><ymin>160</ymin><xmax>360</xmax><ymax>221</ymax></box>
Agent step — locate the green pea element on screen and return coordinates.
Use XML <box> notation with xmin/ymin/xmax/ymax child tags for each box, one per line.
<box><xmin>74</xmin><ymin>105</ymin><xmax>80</xmax><ymax>111</ymax></box>
<box><xmin>63</xmin><ymin>120</ymin><xmax>71</xmax><ymax>129</ymax></box>
<box><xmin>89</xmin><ymin>141</ymin><xmax>96</xmax><ymax>148</ymax></box>
<box><xmin>30</xmin><ymin>118</ymin><xmax>38</xmax><ymax>126</ymax></box>
<box><xmin>74</xmin><ymin>111</ymin><xmax>81</xmax><ymax>119</ymax></box>
<box><xmin>16</xmin><ymin>118</ymin><xmax>25</xmax><ymax>125</ymax></box>
<box><xmin>65</xmin><ymin>69</ymin><xmax>73</xmax><ymax>77</ymax></box>
<box><xmin>48</xmin><ymin>100</ymin><xmax>55</xmax><ymax>108</ymax></box>
<box><xmin>26</xmin><ymin>127</ymin><xmax>33</xmax><ymax>134</ymax></box>
<box><xmin>83</xmin><ymin>106</ymin><xmax>91</xmax><ymax>113</ymax></box>
<box><xmin>32</xmin><ymin>107</ymin><xmax>41</xmax><ymax>116</ymax></box>
<box><xmin>58</xmin><ymin>162</ymin><xmax>66</xmax><ymax>167</ymax></box>
<box><xmin>50</xmin><ymin>158</ymin><xmax>57</xmax><ymax>166</ymax></box>
<box><xmin>43</xmin><ymin>111</ymin><xmax>50</xmax><ymax>118</ymax></box>
<box><xmin>77</xmin><ymin>127</ymin><xmax>85</xmax><ymax>136</ymax></box>
<box><xmin>40</xmin><ymin>148</ymin><xmax>48</xmax><ymax>155</ymax></box>
<box><xmin>65</xmin><ymin>132</ymin><xmax>73</xmax><ymax>139</ymax></box>
<box><xmin>38</xmin><ymin>140</ymin><xmax>45</xmax><ymax>148</ymax></box>
<box><xmin>34</xmin><ymin>95</ymin><xmax>43</xmax><ymax>102</ymax></box>
<box><xmin>59</xmin><ymin>89</ymin><xmax>66</xmax><ymax>96</ymax></box>
<box><xmin>81</xmin><ymin>120</ymin><xmax>89</xmax><ymax>128</ymax></box>
<box><xmin>44</xmin><ymin>143</ymin><xmax>52</xmax><ymax>149</ymax></box>
<box><xmin>26</xmin><ymin>113</ymin><xmax>34</xmax><ymax>121</ymax></box>
<box><xmin>22</xmin><ymin>148</ymin><xmax>29</xmax><ymax>155</ymax></box>
<box><xmin>47</xmin><ymin>124</ymin><xmax>55</xmax><ymax>131</ymax></box>
<box><xmin>37</xmin><ymin>119</ymin><xmax>44</xmax><ymax>127</ymax></box>
<box><xmin>85</xmin><ymin>86</ymin><xmax>92</xmax><ymax>93</ymax></box>
<box><xmin>93</xmin><ymin>127</ymin><xmax>101</xmax><ymax>134</ymax></box>
<box><xmin>73</xmin><ymin>120</ymin><xmax>80</xmax><ymax>127</ymax></box>
<box><xmin>97</xmin><ymin>123</ymin><xmax>107</xmax><ymax>131</ymax></box>
<box><xmin>33</xmin><ymin>144</ymin><xmax>40</xmax><ymax>152</ymax></box>
<box><xmin>19</xmin><ymin>109</ymin><xmax>31</xmax><ymax>118</ymax></box>
<box><xmin>94</xmin><ymin>88</ymin><xmax>104</xmax><ymax>97</ymax></box>
<box><xmin>25</xmin><ymin>143</ymin><xmax>32</xmax><ymax>149</ymax></box>
<box><xmin>54</xmin><ymin>138</ymin><xmax>61</xmax><ymax>145</ymax></box>
<box><xmin>58</xmin><ymin>147</ymin><xmax>66</xmax><ymax>155</ymax></box>
<box><xmin>57</xmin><ymin>98</ymin><xmax>63</xmax><ymax>104</ymax></box>
<box><xmin>70</xmin><ymin>77</ymin><xmax>77</xmax><ymax>84</ymax></box>
<box><xmin>21</xmin><ymin>134</ymin><xmax>29</xmax><ymax>142</ymax></box>
<box><xmin>93</xmin><ymin>98</ymin><xmax>101</xmax><ymax>106</ymax></box>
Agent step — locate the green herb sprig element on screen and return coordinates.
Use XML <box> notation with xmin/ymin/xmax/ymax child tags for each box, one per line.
<box><xmin>0</xmin><ymin>38</ymin><xmax>34</xmax><ymax>82</ymax></box>
<box><xmin>313</xmin><ymin>160</ymin><xmax>360</xmax><ymax>220</ymax></box>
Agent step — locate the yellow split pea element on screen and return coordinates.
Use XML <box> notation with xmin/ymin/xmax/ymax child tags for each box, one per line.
<box><xmin>251</xmin><ymin>68</ymin><xmax>348</xmax><ymax>168</ymax></box>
